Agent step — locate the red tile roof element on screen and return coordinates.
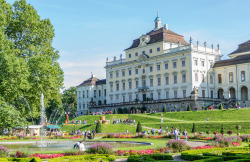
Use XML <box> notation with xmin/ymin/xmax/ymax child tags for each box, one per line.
<box><xmin>126</xmin><ymin>27</ymin><xmax>188</xmax><ymax>50</ymax></box>
<box><xmin>214</xmin><ymin>54</ymin><xmax>250</xmax><ymax>68</ymax></box>
<box><xmin>229</xmin><ymin>40</ymin><xmax>250</xmax><ymax>55</ymax></box>
<box><xmin>77</xmin><ymin>77</ymin><xmax>106</xmax><ymax>87</ymax></box>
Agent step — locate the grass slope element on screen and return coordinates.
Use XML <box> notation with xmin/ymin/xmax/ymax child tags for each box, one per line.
<box><xmin>61</xmin><ymin>124</ymin><xmax>148</xmax><ymax>134</ymax></box>
<box><xmin>66</xmin><ymin>109</ymin><xmax>250</xmax><ymax>134</ymax></box>
<box><xmin>149</xmin><ymin>109</ymin><xmax>250</xmax><ymax>121</ymax></box>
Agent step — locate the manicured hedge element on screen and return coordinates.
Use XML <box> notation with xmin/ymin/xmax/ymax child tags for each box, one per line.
<box><xmin>0</xmin><ymin>158</ymin><xmax>41</xmax><ymax>162</ymax></box>
<box><xmin>48</xmin><ymin>154</ymin><xmax>116</xmax><ymax>162</ymax></box>
<box><xmin>127</xmin><ymin>154</ymin><xmax>173</xmax><ymax>162</ymax></box>
<box><xmin>181</xmin><ymin>147</ymin><xmax>250</xmax><ymax>161</ymax></box>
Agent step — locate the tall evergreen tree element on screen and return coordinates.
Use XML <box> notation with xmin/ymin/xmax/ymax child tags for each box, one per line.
<box><xmin>192</xmin><ymin>123</ymin><xmax>196</xmax><ymax>133</ymax></box>
<box><xmin>136</xmin><ymin>122</ymin><xmax>142</xmax><ymax>133</ymax></box>
<box><xmin>187</xmin><ymin>105</ymin><xmax>192</xmax><ymax>111</ymax></box>
<box><xmin>219</xmin><ymin>103</ymin><xmax>223</xmax><ymax>110</ymax></box>
<box><xmin>221</xmin><ymin>124</ymin><xmax>224</xmax><ymax>135</ymax></box>
<box><xmin>86</xmin><ymin>110</ymin><xmax>90</xmax><ymax>115</ymax></box>
<box><xmin>113</xmin><ymin>108</ymin><xmax>117</xmax><ymax>114</ymax></box>
<box><xmin>162</xmin><ymin>107</ymin><xmax>167</xmax><ymax>112</ymax></box>
<box><xmin>96</xmin><ymin>121</ymin><xmax>102</xmax><ymax>133</ymax></box>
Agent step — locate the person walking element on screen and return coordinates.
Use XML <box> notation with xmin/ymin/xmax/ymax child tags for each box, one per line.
<box><xmin>84</xmin><ymin>130</ymin><xmax>87</xmax><ymax>141</ymax></box>
<box><xmin>173</xmin><ymin>128</ymin><xmax>178</xmax><ymax>139</ymax></box>
<box><xmin>161</xmin><ymin>117</ymin><xmax>163</xmax><ymax>123</ymax></box>
<box><xmin>166</xmin><ymin>125</ymin><xmax>168</xmax><ymax>133</ymax></box>
<box><xmin>183</xmin><ymin>129</ymin><xmax>188</xmax><ymax>142</ymax></box>
<box><xmin>92</xmin><ymin>129</ymin><xmax>96</xmax><ymax>139</ymax></box>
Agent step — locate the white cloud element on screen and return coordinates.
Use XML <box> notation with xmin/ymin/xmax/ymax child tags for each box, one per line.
<box><xmin>59</xmin><ymin>50</ymin><xmax>121</xmax><ymax>90</ymax></box>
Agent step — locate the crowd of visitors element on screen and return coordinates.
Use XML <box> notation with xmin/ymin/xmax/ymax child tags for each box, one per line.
<box><xmin>112</xmin><ymin>118</ymin><xmax>136</xmax><ymax>125</ymax></box>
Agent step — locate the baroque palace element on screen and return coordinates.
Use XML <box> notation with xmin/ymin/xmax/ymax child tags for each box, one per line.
<box><xmin>76</xmin><ymin>14</ymin><xmax>250</xmax><ymax>116</ymax></box>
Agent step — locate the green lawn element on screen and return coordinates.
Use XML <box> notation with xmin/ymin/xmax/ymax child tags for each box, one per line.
<box><xmin>61</xmin><ymin>123</ymin><xmax>149</xmax><ymax>134</ymax></box>
<box><xmin>62</xmin><ymin>109</ymin><xmax>250</xmax><ymax>134</ymax></box>
<box><xmin>149</xmin><ymin>108</ymin><xmax>250</xmax><ymax>121</ymax></box>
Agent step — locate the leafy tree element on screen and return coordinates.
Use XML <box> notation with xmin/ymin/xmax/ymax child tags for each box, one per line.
<box><xmin>192</xmin><ymin>123</ymin><xmax>196</xmax><ymax>133</ymax></box>
<box><xmin>46</xmin><ymin>99</ymin><xmax>62</xmax><ymax>123</ymax></box>
<box><xmin>219</xmin><ymin>103</ymin><xmax>223</xmax><ymax>110</ymax></box>
<box><xmin>61</xmin><ymin>87</ymin><xmax>77</xmax><ymax>114</ymax></box>
<box><xmin>162</xmin><ymin>107</ymin><xmax>167</xmax><ymax>112</ymax></box>
<box><xmin>187</xmin><ymin>105</ymin><xmax>192</xmax><ymax>111</ymax></box>
<box><xmin>86</xmin><ymin>110</ymin><xmax>90</xmax><ymax>115</ymax></box>
<box><xmin>123</xmin><ymin>108</ymin><xmax>128</xmax><ymax>114</ymax></box>
<box><xmin>0</xmin><ymin>0</ymin><xmax>64</xmax><ymax>120</ymax></box>
<box><xmin>96</xmin><ymin>121</ymin><xmax>102</xmax><ymax>133</ymax></box>
<box><xmin>149</xmin><ymin>108</ymin><xmax>152</xmax><ymax>113</ymax></box>
<box><xmin>142</xmin><ymin>107</ymin><xmax>147</xmax><ymax>113</ymax></box>
<box><xmin>202</xmin><ymin>106</ymin><xmax>206</xmax><ymax>110</ymax></box>
<box><xmin>136</xmin><ymin>122</ymin><xmax>142</xmax><ymax>133</ymax></box>
<box><xmin>0</xmin><ymin>100</ymin><xmax>25</xmax><ymax>134</ymax></box>
<box><xmin>221</xmin><ymin>124</ymin><xmax>224</xmax><ymax>134</ymax></box>
<box><xmin>118</xmin><ymin>108</ymin><xmax>123</xmax><ymax>114</ymax></box>
<box><xmin>113</xmin><ymin>108</ymin><xmax>117</xmax><ymax>114</ymax></box>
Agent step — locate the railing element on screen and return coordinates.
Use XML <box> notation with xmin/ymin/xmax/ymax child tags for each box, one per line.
<box><xmin>163</xmin><ymin>45</ymin><xmax>191</xmax><ymax>54</ymax></box>
<box><xmin>138</xmin><ymin>86</ymin><xmax>149</xmax><ymax>91</ymax></box>
<box><xmin>106</xmin><ymin>58</ymin><xmax>126</xmax><ymax>66</ymax></box>
<box><xmin>89</xmin><ymin>97</ymin><xmax>195</xmax><ymax>108</ymax></box>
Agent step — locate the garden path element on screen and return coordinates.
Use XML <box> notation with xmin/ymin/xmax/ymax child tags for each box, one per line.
<box><xmin>135</xmin><ymin>114</ymin><xmax>185</xmax><ymax>122</ymax></box>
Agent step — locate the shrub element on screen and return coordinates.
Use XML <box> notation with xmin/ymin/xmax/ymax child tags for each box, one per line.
<box><xmin>206</xmin><ymin>131</ymin><xmax>211</xmax><ymax>135</ymax></box>
<box><xmin>214</xmin><ymin>137</ymin><xmax>232</xmax><ymax>147</ymax></box>
<box><xmin>192</xmin><ymin>123</ymin><xmax>196</xmax><ymax>133</ymax></box>
<box><xmin>187</xmin><ymin>105</ymin><xmax>192</xmax><ymax>111</ymax></box>
<box><xmin>127</xmin><ymin>154</ymin><xmax>173</xmax><ymax>162</ymax></box>
<box><xmin>113</xmin><ymin>108</ymin><xmax>117</xmax><ymax>114</ymax></box>
<box><xmin>166</xmin><ymin>139</ymin><xmax>190</xmax><ymax>153</ymax></box>
<box><xmin>162</xmin><ymin>107</ymin><xmax>166</xmax><ymax>112</ymax></box>
<box><xmin>106</xmin><ymin>133</ymin><xmax>115</xmax><ymax>138</ymax></box>
<box><xmin>15</xmin><ymin>151</ymin><xmax>27</xmax><ymax>158</ymax></box>
<box><xmin>195</xmin><ymin>107</ymin><xmax>199</xmax><ymax>111</ymax></box>
<box><xmin>149</xmin><ymin>108</ymin><xmax>152</xmax><ymax>112</ymax></box>
<box><xmin>202</xmin><ymin>106</ymin><xmax>206</xmax><ymax>110</ymax></box>
<box><xmin>227</xmin><ymin>130</ymin><xmax>233</xmax><ymax>136</ymax></box>
<box><xmin>136</xmin><ymin>122</ymin><xmax>142</xmax><ymax>133</ymax></box>
<box><xmin>213</xmin><ymin>131</ymin><xmax>218</xmax><ymax>135</ymax></box>
<box><xmin>142</xmin><ymin>107</ymin><xmax>147</xmax><ymax>113</ymax></box>
<box><xmin>86</xmin><ymin>143</ymin><xmax>113</xmax><ymax>154</ymax></box>
<box><xmin>0</xmin><ymin>146</ymin><xmax>8</xmax><ymax>157</ymax></box>
<box><xmin>118</xmin><ymin>108</ymin><xmax>123</xmax><ymax>114</ymax></box>
<box><xmin>221</xmin><ymin>124</ymin><xmax>224</xmax><ymax>134</ymax></box>
<box><xmin>219</xmin><ymin>103</ymin><xmax>223</xmax><ymax>110</ymax></box>
<box><xmin>236</xmin><ymin>125</ymin><xmax>241</xmax><ymax>133</ymax></box>
<box><xmin>86</xmin><ymin>110</ymin><xmax>90</xmax><ymax>115</ymax></box>
<box><xmin>96</xmin><ymin>121</ymin><xmax>102</xmax><ymax>133</ymax></box>
<box><xmin>209</xmin><ymin>106</ymin><xmax>213</xmax><ymax>110</ymax></box>
<box><xmin>123</xmin><ymin>108</ymin><xmax>128</xmax><ymax>114</ymax></box>
<box><xmin>49</xmin><ymin>155</ymin><xmax>115</xmax><ymax>162</ymax></box>
<box><xmin>240</xmin><ymin>135</ymin><xmax>250</xmax><ymax>142</ymax></box>
<box><xmin>227</xmin><ymin>136</ymin><xmax>242</xmax><ymax>144</ymax></box>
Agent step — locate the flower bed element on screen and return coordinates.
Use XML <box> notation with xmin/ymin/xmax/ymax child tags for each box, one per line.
<box><xmin>85</xmin><ymin>143</ymin><xmax>113</xmax><ymax>154</ymax></box>
<box><xmin>0</xmin><ymin>145</ymin><xmax>8</xmax><ymax>157</ymax></box>
<box><xmin>193</xmin><ymin>145</ymin><xmax>215</xmax><ymax>150</ymax></box>
<box><xmin>116</xmin><ymin>147</ymin><xmax>168</xmax><ymax>156</ymax></box>
<box><xmin>166</xmin><ymin>139</ymin><xmax>191</xmax><ymax>153</ymax></box>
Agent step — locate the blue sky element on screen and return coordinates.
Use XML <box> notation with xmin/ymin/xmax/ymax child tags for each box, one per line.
<box><xmin>6</xmin><ymin>0</ymin><xmax>250</xmax><ymax>89</ymax></box>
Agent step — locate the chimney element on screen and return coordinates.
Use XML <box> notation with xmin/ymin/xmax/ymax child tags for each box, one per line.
<box><xmin>164</xmin><ymin>24</ymin><xmax>168</xmax><ymax>30</ymax></box>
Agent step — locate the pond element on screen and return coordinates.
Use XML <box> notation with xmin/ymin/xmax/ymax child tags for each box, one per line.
<box><xmin>1</xmin><ymin>141</ymin><xmax>150</xmax><ymax>152</ymax></box>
